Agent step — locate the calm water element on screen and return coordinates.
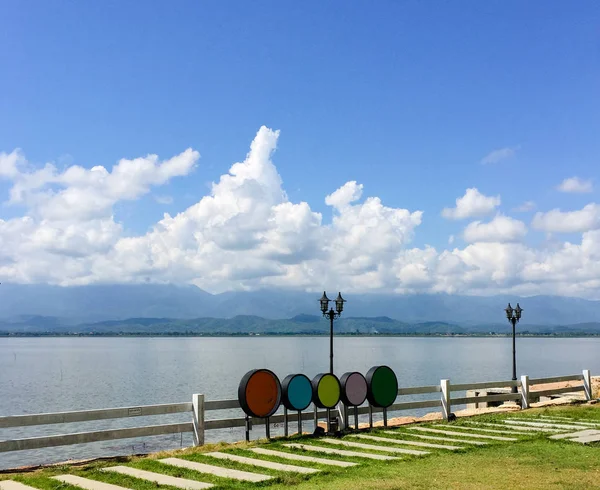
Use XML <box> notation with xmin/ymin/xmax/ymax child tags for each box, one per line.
<box><xmin>1</xmin><ymin>336</ymin><xmax>599</xmax><ymax>470</ymax></box>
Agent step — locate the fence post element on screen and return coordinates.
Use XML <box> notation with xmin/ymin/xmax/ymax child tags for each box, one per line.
<box><xmin>583</xmin><ymin>369</ymin><xmax>592</xmax><ymax>401</ymax></box>
<box><xmin>440</xmin><ymin>379</ymin><xmax>451</xmax><ymax>421</ymax></box>
<box><xmin>520</xmin><ymin>375</ymin><xmax>530</xmax><ymax>409</ymax></box>
<box><xmin>192</xmin><ymin>394</ymin><xmax>205</xmax><ymax>446</ymax></box>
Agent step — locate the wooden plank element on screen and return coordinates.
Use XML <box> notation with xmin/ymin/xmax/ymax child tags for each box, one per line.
<box><xmin>528</xmin><ymin>374</ymin><xmax>583</xmax><ymax>384</ymax></box>
<box><xmin>283</xmin><ymin>443</ymin><xmax>398</xmax><ymax>460</ymax></box>
<box><xmin>530</xmin><ymin>386</ymin><xmax>585</xmax><ymax>397</ymax></box>
<box><xmin>397</xmin><ymin>386</ymin><xmax>441</xmax><ymax>395</ymax></box>
<box><xmin>464</xmin><ymin>421</ymin><xmax>562</xmax><ymax>432</ymax></box>
<box><xmin>205</xmin><ymin>410</ymin><xmax>330</xmax><ymax>430</ymax></box>
<box><xmin>451</xmin><ymin>380</ymin><xmax>520</xmax><ymax>391</ymax></box>
<box><xmin>504</xmin><ymin>420</ymin><xmax>591</xmax><ymax>431</ymax></box>
<box><xmin>0</xmin><ymin>403</ymin><xmax>192</xmax><ymax>429</ymax></box>
<box><xmin>205</xmin><ymin>452</ymin><xmax>319</xmax><ymax>474</ymax></box>
<box><xmin>451</xmin><ymin>393</ymin><xmax>521</xmax><ymax>405</ymax></box>
<box><xmin>102</xmin><ymin>466</ymin><xmax>213</xmax><ymax>489</ymax></box>
<box><xmin>436</xmin><ymin>425</ymin><xmax>531</xmax><ymax>435</ymax></box>
<box><xmin>387</xmin><ymin>399</ymin><xmax>441</xmax><ymax>411</ymax></box>
<box><xmin>53</xmin><ymin>475</ymin><xmax>129</xmax><ymax>490</ymax></box>
<box><xmin>0</xmin><ymin>422</ymin><xmax>193</xmax><ymax>452</ymax></box>
<box><xmin>250</xmin><ymin>448</ymin><xmax>356</xmax><ymax>467</ymax></box>
<box><xmin>204</xmin><ymin>399</ymin><xmax>239</xmax><ymax>411</ymax></box>
<box><xmin>159</xmin><ymin>458</ymin><xmax>272</xmax><ymax>482</ymax></box>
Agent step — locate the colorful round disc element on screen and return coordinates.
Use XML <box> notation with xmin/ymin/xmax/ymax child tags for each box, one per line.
<box><xmin>282</xmin><ymin>374</ymin><xmax>313</xmax><ymax>411</ymax></box>
<box><xmin>366</xmin><ymin>365</ymin><xmax>398</xmax><ymax>408</ymax></box>
<box><xmin>238</xmin><ymin>369</ymin><xmax>282</xmax><ymax>418</ymax></box>
<box><xmin>312</xmin><ymin>373</ymin><xmax>341</xmax><ymax>409</ymax></box>
<box><xmin>340</xmin><ymin>371</ymin><xmax>368</xmax><ymax>406</ymax></box>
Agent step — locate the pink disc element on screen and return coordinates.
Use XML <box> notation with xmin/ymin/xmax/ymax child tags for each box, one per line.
<box><xmin>343</xmin><ymin>372</ymin><xmax>368</xmax><ymax>406</ymax></box>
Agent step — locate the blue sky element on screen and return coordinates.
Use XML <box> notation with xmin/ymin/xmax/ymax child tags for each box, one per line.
<box><xmin>1</xmin><ymin>1</ymin><xmax>599</xmax><ymax>297</ymax></box>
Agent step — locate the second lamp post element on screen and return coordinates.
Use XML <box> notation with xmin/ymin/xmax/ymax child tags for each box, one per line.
<box><xmin>319</xmin><ymin>291</ymin><xmax>346</xmax><ymax>374</ymax></box>
<box><xmin>505</xmin><ymin>302</ymin><xmax>523</xmax><ymax>394</ymax></box>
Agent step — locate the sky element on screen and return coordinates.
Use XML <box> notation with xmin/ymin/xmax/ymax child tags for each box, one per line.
<box><xmin>1</xmin><ymin>1</ymin><xmax>599</xmax><ymax>298</ymax></box>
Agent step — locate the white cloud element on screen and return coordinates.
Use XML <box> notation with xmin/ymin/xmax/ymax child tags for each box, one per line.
<box><xmin>557</xmin><ymin>177</ymin><xmax>593</xmax><ymax>193</ymax></box>
<box><xmin>480</xmin><ymin>146</ymin><xmax>518</xmax><ymax>165</ymax></box>
<box><xmin>3</xmin><ymin>127</ymin><xmax>600</xmax><ymax>299</ymax></box>
<box><xmin>513</xmin><ymin>201</ymin><xmax>536</xmax><ymax>212</ymax></box>
<box><xmin>448</xmin><ymin>235</ymin><xmax>455</xmax><ymax>245</ymax></box>
<box><xmin>531</xmin><ymin>203</ymin><xmax>600</xmax><ymax>233</ymax></box>
<box><xmin>463</xmin><ymin>215</ymin><xmax>527</xmax><ymax>243</ymax></box>
<box><xmin>154</xmin><ymin>195</ymin><xmax>174</xmax><ymax>205</ymax></box>
<box><xmin>442</xmin><ymin>188</ymin><xmax>501</xmax><ymax>220</ymax></box>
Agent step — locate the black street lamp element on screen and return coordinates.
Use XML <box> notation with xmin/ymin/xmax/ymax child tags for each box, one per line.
<box><xmin>319</xmin><ymin>291</ymin><xmax>346</xmax><ymax>375</ymax></box>
<box><xmin>505</xmin><ymin>302</ymin><xmax>523</xmax><ymax>394</ymax></box>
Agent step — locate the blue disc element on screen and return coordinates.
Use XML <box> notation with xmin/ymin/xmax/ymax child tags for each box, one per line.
<box><xmin>282</xmin><ymin>374</ymin><xmax>313</xmax><ymax>411</ymax></box>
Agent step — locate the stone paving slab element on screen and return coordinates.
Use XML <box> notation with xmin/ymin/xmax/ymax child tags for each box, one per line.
<box><xmin>250</xmin><ymin>448</ymin><xmax>357</xmax><ymax>467</ymax></box>
<box><xmin>205</xmin><ymin>452</ymin><xmax>319</xmax><ymax>474</ymax></box>
<box><xmin>504</xmin><ymin>420</ymin><xmax>591</xmax><ymax>430</ymax></box>
<box><xmin>549</xmin><ymin>429</ymin><xmax>600</xmax><ymax>440</ymax></box>
<box><xmin>385</xmin><ymin>432</ymin><xmax>488</xmax><ymax>446</ymax></box>
<box><xmin>284</xmin><ymin>443</ymin><xmax>398</xmax><ymax>460</ymax></box>
<box><xmin>570</xmin><ymin>434</ymin><xmax>600</xmax><ymax>444</ymax></box>
<box><xmin>538</xmin><ymin>416</ymin><xmax>600</xmax><ymax>427</ymax></box>
<box><xmin>465</xmin><ymin>421</ymin><xmax>562</xmax><ymax>432</ymax></box>
<box><xmin>102</xmin><ymin>466</ymin><xmax>213</xmax><ymax>490</ymax></box>
<box><xmin>0</xmin><ymin>482</ymin><xmax>40</xmax><ymax>490</ymax></box>
<box><xmin>437</xmin><ymin>425</ymin><xmax>531</xmax><ymax>436</ymax></box>
<box><xmin>53</xmin><ymin>475</ymin><xmax>130</xmax><ymax>490</ymax></box>
<box><xmin>354</xmin><ymin>434</ymin><xmax>462</xmax><ymax>450</ymax></box>
<box><xmin>320</xmin><ymin>438</ymin><xmax>429</xmax><ymax>456</ymax></box>
<box><xmin>159</xmin><ymin>458</ymin><xmax>272</xmax><ymax>482</ymax></box>
<box><xmin>408</xmin><ymin>427</ymin><xmax>516</xmax><ymax>441</ymax></box>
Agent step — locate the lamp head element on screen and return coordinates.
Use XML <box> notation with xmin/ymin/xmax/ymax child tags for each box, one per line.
<box><xmin>335</xmin><ymin>292</ymin><xmax>346</xmax><ymax>314</ymax></box>
<box><xmin>319</xmin><ymin>291</ymin><xmax>330</xmax><ymax>314</ymax></box>
<box><xmin>505</xmin><ymin>303</ymin><xmax>513</xmax><ymax>320</ymax></box>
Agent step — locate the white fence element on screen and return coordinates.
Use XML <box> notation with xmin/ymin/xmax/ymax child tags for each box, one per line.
<box><xmin>0</xmin><ymin>369</ymin><xmax>592</xmax><ymax>455</ymax></box>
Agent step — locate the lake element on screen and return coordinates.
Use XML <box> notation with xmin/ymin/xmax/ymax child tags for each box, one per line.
<box><xmin>1</xmin><ymin>336</ymin><xmax>598</xmax><ymax>470</ymax></box>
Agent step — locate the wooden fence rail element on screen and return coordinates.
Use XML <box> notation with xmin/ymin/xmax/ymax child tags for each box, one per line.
<box><xmin>0</xmin><ymin>369</ymin><xmax>592</xmax><ymax>455</ymax></box>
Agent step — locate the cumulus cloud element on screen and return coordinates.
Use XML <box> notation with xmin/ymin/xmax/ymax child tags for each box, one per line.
<box><xmin>441</xmin><ymin>188</ymin><xmax>501</xmax><ymax>220</ymax></box>
<box><xmin>531</xmin><ymin>203</ymin><xmax>600</xmax><ymax>233</ymax></box>
<box><xmin>480</xmin><ymin>146</ymin><xmax>518</xmax><ymax>165</ymax></box>
<box><xmin>463</xmin><ymin>215</ymin><xmax>527</xmax><ymax>243</ymax></box>
<box><xmin>513</xmin><ymin>201</ymin><xmax>536</xmax><ymax>212</ymax></box>
<box><xmin>557</xmin><ymin>177</ymin><xmax>593</xmax><ymax>193</ymax></box>
<box><xmin>2</xmin><ymin>127</ymin><xmax>600</xmax><ymax>299</ymax></box>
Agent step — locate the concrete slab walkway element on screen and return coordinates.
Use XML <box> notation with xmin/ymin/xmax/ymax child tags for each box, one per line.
<box><xmin>250</xmin><ymin>448</ymin><xmax>357</xmax><ymax>467</ymax></box>
<box><xmin>53</xmin><ymin>475</ymin><xmax>130</xmax><ymax>490</ymax></box>
<box><xmin>204</xmin><ymin>452</ymin><xmax>319</xmax><ymax>474</ymax></box>
<box><xmin>384</xmin><ymin>431</ymin><xmax>488</xmax><ymax>445</ymax></box>
<box><xmin>320</xmin><ymin>438</ymin><xmax>428</xmax><ymax>456</ymax></box>
<box><xmin>0</xmin><ymin>483</ymin><xmax>39</xmax><ymax>490</ymax></box>
<box><xmin>284</xmin><ymin>443</ymin><xmax>398</xmax><ymax>460</ymax></box>
<box><xmin>159</xmin><ymin>458</ymin><xmax>272</xmax><ymax>482</ymax></box>
<box><xmin>354</xmin><ymin>434</ymin><xmax>463</xmax><ymax>450</ymax></box>
<box><xmin>102</xmin><ymin>466</ymin><xmax>213</xmax><ymax>490</ymax></box>
<box><xmin>407</xmin><ymin>427</ymin><xmax>516</xmax><ymax>441</ymax></box>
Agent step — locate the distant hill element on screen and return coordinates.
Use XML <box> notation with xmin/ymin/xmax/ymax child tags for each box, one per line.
<box><xmin>1</xmin><ymin>283</ymin><xmax>600</xmax><ymax>327</ymax></box>
<box><xmin>0</xmin><ymin>315</ymin><xmax>598</xmax><ymax>336</ymax></box>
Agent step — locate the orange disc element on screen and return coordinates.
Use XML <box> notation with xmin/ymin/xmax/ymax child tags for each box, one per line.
<box><xmin>241</xmin><ymin>370</ymin><xmax>281</xmax><ymax>418</ymax></box>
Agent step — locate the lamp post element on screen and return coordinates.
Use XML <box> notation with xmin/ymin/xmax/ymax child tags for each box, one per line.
<box><xmin>319</xmin><ymin>291</ymin><xmax>346</xmax><ymax>375</ymax></box>
<box><xmin>505</xmin><ymin>302</ymin><xmax>523</xmax><ymax>394</ymax></box>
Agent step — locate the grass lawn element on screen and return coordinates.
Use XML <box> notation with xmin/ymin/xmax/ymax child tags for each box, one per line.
<box><xmin>2</xmin><ymin>404</ymin><xmax>599</xmax><ymax>490</ymax></box>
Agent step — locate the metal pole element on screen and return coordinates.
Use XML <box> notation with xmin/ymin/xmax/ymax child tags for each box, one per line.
<box><xmin>266</xmin><ymin>417</ymin><xmax>271</xmax><ymax>439</ymax></box>
<box><xmin>326</xmin><ymin>408</ymin><xmax>331</xmax><ymax>433</ymax></box>
<box><xmin>329</xmin><ymin>311</ymin><xmax>334</xmax><ymax>374</ymax></box>
<box><xmin>354</xmin><ymin>406</ymin><xmax>359</xmax><ymax>430</ymax></box>
<box><xmin>383</xmin><ymin>407</ymin><xmax>388</xmax><ymax>427</ymax></box>
<box><xmin>368</xmin><ymin>405</ymin><xmax>373</xmax><ymax>429</ymax></box>
<box><xmin>298</xmin><ymin>411</ymin><xmax>302</xmax><ymax>436</ymax></box>
<box><xmin>245</xmin><ymin>415</ymin><xmax>251</xmax><ymax>442</ymax></box>
<box><xmin>284</xmin><ymin>407</ymin><xmax>288</xmax><ymax>437</ymax></box>
<box><xmin>511</xmin><ymin>318</ymin><xmax>518</xmax><ymax>394</ymax></box>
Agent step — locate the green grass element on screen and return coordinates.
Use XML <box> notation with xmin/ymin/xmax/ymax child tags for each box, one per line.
<box><xmin>2</xmin><ymin>405</ymin><xmax>599</xmax><ymax>490</ymax></box>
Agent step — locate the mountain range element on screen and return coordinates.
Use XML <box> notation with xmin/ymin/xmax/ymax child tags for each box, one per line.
<box><xmin>0</xmin><ymin>283</ymin><xmax>599</xmax><ymax>333</ymax></box>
